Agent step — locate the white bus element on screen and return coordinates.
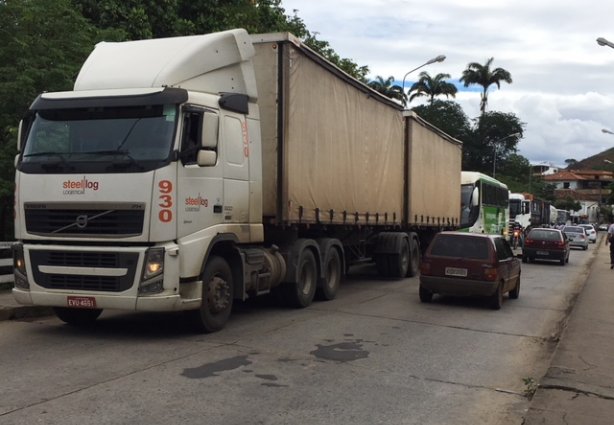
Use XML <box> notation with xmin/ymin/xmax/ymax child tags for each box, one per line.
<box><xmin>460</xmin><ymin>171</ymin><xmax>509</xmax><ymax>236</ymax></box>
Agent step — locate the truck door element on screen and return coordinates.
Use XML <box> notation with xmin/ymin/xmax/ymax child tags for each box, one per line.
<box><xmin>220</xmin><ymin>112</ymin><xmax>250</xmax><ymax>224</ymax></box>
<box><xmin>176</xmin><ymin>108</ymin><xmax>224</xmax><ymax>239</ymax></box>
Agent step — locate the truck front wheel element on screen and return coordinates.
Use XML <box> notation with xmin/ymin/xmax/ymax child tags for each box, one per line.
<box><xmin>188</xmin><ymin>256</ymin><xmax>234</xmax><ymax>333</ymax></box>
<box><xmin>53</xmin><ymin>307</ymin><xmax>103</xmax><ymax>325</ymax></box>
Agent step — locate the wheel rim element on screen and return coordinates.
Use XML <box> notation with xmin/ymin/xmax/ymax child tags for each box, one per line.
<box><xmin>207</xmin><ymin>275</ymin><xmax>231</xmax><ymax>314</ymax></box>
<box><xmin>400</xmin><ymin>242</ymin><xmax>410</xmax><ymax>274</ymax></box>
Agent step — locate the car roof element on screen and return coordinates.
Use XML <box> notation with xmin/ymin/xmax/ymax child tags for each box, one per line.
<box><xmin>436</xmin><ymin>231</ymin><xmax>501</xmax><ymax>240</ymax></box>
<box><xmin>529</xmin><ymin>227</ymin><xmax>562</xmax><ymax>233</ymax></box>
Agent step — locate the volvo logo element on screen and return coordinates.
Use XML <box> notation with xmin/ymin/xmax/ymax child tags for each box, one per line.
<box><xmin>75</xmin><ymin>215</ymin><xmax>89</xmax><ymax>229</ymax></box>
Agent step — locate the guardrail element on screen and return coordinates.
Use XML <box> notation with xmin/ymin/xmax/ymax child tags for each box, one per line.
<box><xmin>0</xmin><ymin>242</ymin><xmax>13</xmax><ymax>285</ymax></box>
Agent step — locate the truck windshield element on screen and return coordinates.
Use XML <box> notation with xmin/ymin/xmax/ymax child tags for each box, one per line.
<box><xmin>20</xmin><ymin>104</ymin><xmax>177</xmax><ymax>173</ymax></box>
<box><xmin>509</xmin><ymin>199</ymin><xmax>522</xmax><ymax>218</ymax></box>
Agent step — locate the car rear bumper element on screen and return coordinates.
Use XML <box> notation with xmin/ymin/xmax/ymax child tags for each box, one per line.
<box><xmin>522</xmin><ymin>247</ymin><xmax>565</xmax><ymax>260</ymax></box>
<box><xmin>569</xmin><ymin>241</ymin><xmax>588</xmax><ymax>248</ymax></box>
<box><xmin>420</xmin><ymin>275</ymin><xmax>498</xmax><ymax>297</ymax></box>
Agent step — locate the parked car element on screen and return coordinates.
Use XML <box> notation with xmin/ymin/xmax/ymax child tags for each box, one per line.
<box><xmin>419</xmin><ymin>232</ymin><xmax>521</xmax><ymax>310</ymax></box>
<box><xmin>562</xmin><ymin>225</ymin><xmax>589</xmax><ymax>250</ymax></box>
<box><xmin>523</xmin><ymin>228</ymin><xmax>570</xmax><ymax>265</ymax></box>
<box><xmin>578</xmin><ymin>224</ymin><xmax>597</xmax><ymax>243</ymax></box>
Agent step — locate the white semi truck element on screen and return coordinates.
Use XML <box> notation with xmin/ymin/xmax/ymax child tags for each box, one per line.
<box><xmin>13</xmin><ymin>29</ymin><xmax>461</xmax><ymax>332</ymax></box>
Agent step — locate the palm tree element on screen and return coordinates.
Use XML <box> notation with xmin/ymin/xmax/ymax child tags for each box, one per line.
<box><xmin>408</xmin><ymin>72</ymin><xmax>457</xmax><ymax>104</ymax></box>
<box><xmin>368</xmin><ymin>75</ymin><xmax>406</xmax><ymax>105</ymax></box>
<box><xmin>460</xmin><ymin>57</ymin><xmax>512</xmax><ymax>113</ymax></box>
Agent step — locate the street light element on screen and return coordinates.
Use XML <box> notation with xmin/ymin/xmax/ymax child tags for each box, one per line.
<box><xmin>492</xmin><ymin>132</ymin><xmax>522</xmax><ymax>178</ymax></box>
<box><xmin>597</xmin><ymin>37</ymin><xmax>614</xmax><ymax>49</ymax></box>
<box><xmin>401</xmin><ymin>55</ymin><xmax>447</xmax><ymax>102</ymax></box>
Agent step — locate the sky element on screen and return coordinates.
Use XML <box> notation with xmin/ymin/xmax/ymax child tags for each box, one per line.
<box><xmin>280</xmin><ymin>0</ymin><xmax>614</xmax><ymax>167</ymax></box>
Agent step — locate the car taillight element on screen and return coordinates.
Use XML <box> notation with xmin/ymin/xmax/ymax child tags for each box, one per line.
<box><xmin>556</xmin><ymin>240</ymin><xmax>565</xmax><ymax>247</ymax></box>
<box><xmin>420</xmin><ymin>261</ymin><xmax>431</xmax><ymax>275</ymax></box>
<box><xmin>483</xmin><ymin>266</ymin><xmax>498</xmax><ymax>281</ymax></box>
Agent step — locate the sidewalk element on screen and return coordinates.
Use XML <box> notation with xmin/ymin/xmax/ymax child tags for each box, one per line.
<box><xmin>524</xmin><ymin>237</ymin><xmax>614</xmax><ymax>424</ymax></box>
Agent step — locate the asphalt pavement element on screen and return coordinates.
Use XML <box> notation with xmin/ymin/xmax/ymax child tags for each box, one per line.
<box><xmin>2</xmin><ymin>240</ymin><xmax>614</xmax><ymax>424</ymax></box>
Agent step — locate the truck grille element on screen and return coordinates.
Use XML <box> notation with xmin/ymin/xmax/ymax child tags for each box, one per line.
<box><xmin>30</xmin><ymin>250</ymin><xmax>139</xmax><ymax>292</ymax></box>
<box><xmin>24</xmin><ymin>203</ymin><xmax>145</xmax><ymax>236</ymax></box>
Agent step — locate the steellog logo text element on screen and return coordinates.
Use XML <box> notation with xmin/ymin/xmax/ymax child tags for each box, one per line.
<box><xmin>185</xmin><ymin>194</ymin><xmax>208</xmax><ymax>212</ymax></box>
<box><xmin>62</xmin><ymin>177</ymin><xmax>100</xmax><ymax>195</ymax></box>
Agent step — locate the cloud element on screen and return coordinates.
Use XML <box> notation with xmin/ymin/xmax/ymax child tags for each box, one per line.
<box><xmin>281</xmin><ymin>0</ymin><xmax>614</xmax><ymax>166</ymax></box>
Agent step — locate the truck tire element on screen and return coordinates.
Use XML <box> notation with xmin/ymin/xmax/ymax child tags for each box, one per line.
<box><xmin>188</xmin><ymin>256</ymin><xmax>234</xmax><ymax>333</ymax></box>
<box><xmin>317</xmin><ymin>247</ymin><xmax>342</xmax><ymax>301</ymax></box>
<box><xmin>390</xmin><ymin>237</ymin><xmax>411</xmax><ymax>278</ymax></box>
<box><xmin>407</xmin><ymin>237</ymin><xmax>421</xmax><ymax>277</ymax></box>
<box><xmin>282</xmin><ymin>249</ymin><xmax>317</xmax><ymax>308</ymax></box>
<box><xmin>53</xmin><ymin>307</ymin><xmax>102</xmax><ymax>325</ymax></box>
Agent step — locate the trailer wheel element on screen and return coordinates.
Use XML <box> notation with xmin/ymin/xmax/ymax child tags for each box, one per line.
<box><xmin>283</xmin><ymin>249</ymin><xmax>317</xmax><ymax>308</ymax></box>
<box><xmin>390</xmin><ymin>238</ymin><xmax>411</xmax><ymax>278</ymax></box>
<box><xmin>188</xmin><ymin>256</ymin><xmax>234</xmax><ymax>333</ymax></box>
<box><xmin>317</xmin><ymin>247</ymin><xmax>342</xmax><ymax>301</ymax></box>
<box><xmin>407</xmin><ymin>237</ymin><xmax>421</xmax><ymax>277</ymax></box>
<box><xmin>53</xmin><ymin>307</ymin><xmax>102</xmax><ymax>325</ymax></box>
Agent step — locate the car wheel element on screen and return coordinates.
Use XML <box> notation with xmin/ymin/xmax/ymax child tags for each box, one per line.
<box><xmin>560</xmin><ymin>255</ymin><xmax>565</xmax><ymax>265</ymax></box>
<box><xmin>583</xmin><ymin>246</ymin><xmax>587</xmax><ymax>251</ymax></box>
<box><xmin>419</xmin><ymin>285</ymin><xmax>433</xmax><ymax>303</ymax></box>
<box><xmin>508</xmin><ymin>276</ymin><xmax>520</xmax><ymax>299</ymax></box>
<box><xmin>522</xmin><ymin>255</ymin><xmax>527</xmax><ymax>263</ymax></box>
<box><xmin>489</xmin><ymin>283</ymin><xmax>503</xmax><ymax>310</ymax></box>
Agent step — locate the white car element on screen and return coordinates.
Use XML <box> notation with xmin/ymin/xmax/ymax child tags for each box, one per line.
<box><xmin>578</xmin><ymin>224</ymin><xmax>597</xmax><ymax>243</ymax></box>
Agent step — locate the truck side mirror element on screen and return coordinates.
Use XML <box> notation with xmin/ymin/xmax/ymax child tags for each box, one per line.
<box><xmin>471</xmin><ymin>187</ymin><xmax>479</xmax><ymax>207</ymax></box>
<box><xmin>201</xmin><ymin>113</ymin><xmax>218</xmax><ymax>149</ymax></box>
<box><xmin>197</xmin><ymin>150</ymin><xmax>217</xmax><ymax>166</ymax></box>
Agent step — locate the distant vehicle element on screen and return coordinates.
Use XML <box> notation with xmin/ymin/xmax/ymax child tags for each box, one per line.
<box><xmin>419</xmin><ymin>232</ymin><xmax>521</xmax><ymax>310</ymax></box>
<box><xmin>523</xmin><ymin>228</ymin><xmax>570</xmax><ymax>265</ymax></box>
<box><xmin>598</xmin><ymin>224</ymin><xmax>609</xmax><ymax>232</ymax></box>
<box><xmin>460</xmin><ymin>172</ymin><xmax>509</xmax><ymax>236</ymax></box>
<box><xmin>578</xmin><ymin>224</ymin><xmax>597</xmax><ymax>243</ymax></box>
<box><xmin>562</xmin><ymin>225</ymin><xmax>589</xmax><ymax>250</ymax></box>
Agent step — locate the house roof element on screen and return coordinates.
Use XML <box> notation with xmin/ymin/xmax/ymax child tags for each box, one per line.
<box><xmin>543</xmin><ymin>169</ymin><xmax>614</xmax><ymax>182</ymax></box>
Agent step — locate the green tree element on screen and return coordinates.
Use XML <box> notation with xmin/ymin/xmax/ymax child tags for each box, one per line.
<box><xmin>0</xmin><ymin>0</ymin><xmax>114</xmax><ymax>240</ymax></box>
<box><xmin>411</xmin><ymin>100</ymin><xmax>471</xmax><ymax>142</ymax></box>
<box><xmin>367</xmin><ymin>76</ymin><xmax>405</xmax><ymax>104</ymax></box>
<box><xmin>460</xmin><ymin>57</ymin><xmax>512</xmax><ymax>113</ymax></box>
<box><xmin>408</xmin><ymin>72</ymin><xmax>457</xmax><ymax>105</ymax></box>
<box><xmin>554</xmin><ymin>197</ymin><xmax>582</xmax><ymax>212</ymax></box>
<box><xmin>463</xmin><ymin>111</ymin><xmax>524</xmax><ymax>173</ymax></box>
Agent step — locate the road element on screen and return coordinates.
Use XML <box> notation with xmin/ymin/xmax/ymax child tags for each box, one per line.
<box><xmin>0</xmin><ymin>241</ymin><xmax>598</xmax><ymax>425</ymax></box>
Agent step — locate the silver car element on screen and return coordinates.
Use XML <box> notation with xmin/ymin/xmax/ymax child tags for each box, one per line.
<box><xmin>578</xmin><ymin>224</ymin><xmax>597</xmax><ymax>243</ymax></box>
<box><xmin>562</xmin><ymin>225</ymin><xmax>589</xmax><ymax>250</ymax></box>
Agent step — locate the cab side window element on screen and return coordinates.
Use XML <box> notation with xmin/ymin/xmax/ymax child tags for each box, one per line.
<box><xmin>180</xmin><ymin>111</ymin><xmax>202</xmax><ymax>165</ymax></box>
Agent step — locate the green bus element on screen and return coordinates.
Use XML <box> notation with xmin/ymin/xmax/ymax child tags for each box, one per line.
<box><xmin>460</xmin><ymin>171</ymin><xmax>509</xmax><ymax>236</ymax></box>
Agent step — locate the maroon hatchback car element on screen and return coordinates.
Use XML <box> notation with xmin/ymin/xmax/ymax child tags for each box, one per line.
<box><xmin>522</xmin><ymin>228</ymin><xmax>570</xmax><ymax>265</ymax></box>
<box><xmin>419</xmin><ymin>232</ymin><xmax>521</xmax><ymax>309</ymax></box>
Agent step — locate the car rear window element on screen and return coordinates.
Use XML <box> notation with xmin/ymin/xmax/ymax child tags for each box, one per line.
<box><xmin>429</xmin><ymin>235</ymin><xmax>490</xmax><ymax>260</ymax></box>
<box><xmin>564</xmin><ymin>227</ymin><xmax>583</xmax><ymax>233</ymax></box>
<box><xmin>528</xmin><ymin>230</ymin><xmax>561</xmax><ymax>241</ymax></box>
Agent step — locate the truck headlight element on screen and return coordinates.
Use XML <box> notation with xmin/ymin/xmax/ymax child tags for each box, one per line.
<box><xmin>142</xmin><ymin>248</ymin><xmax>164</xmax><ymax>281</ymax></box>
<box><xmin>13</xmin><ymin>243</ymin><xmax>29</xmax><ymax>289</ymax></box>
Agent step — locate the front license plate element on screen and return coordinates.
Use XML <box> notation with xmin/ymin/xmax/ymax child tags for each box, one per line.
<box><xmin>537</xmin><ymin>251</ymin><xmax>549</xmax><ymax>256</ymax></box>
<box><xmin>445</xmin><ymin>267</ymin><xmax>468</xmax><ymax>277</ymax></box>
<box><xmin>67</xmin><ymin>296</ymin><xmax>97</xmax><ymax>309</ymax></box>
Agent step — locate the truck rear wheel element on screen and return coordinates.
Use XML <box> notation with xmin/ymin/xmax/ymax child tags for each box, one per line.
<box><xmin>282</xmin><ymin>249</ymin><xmax>317</xmax><ymax>308</ymax></box>
<box><xmin>53</xmin><ymin>307</ymin><xmax>102</xmax><ymax>325</ymax></box>
<box><xmin>188</xmin><ymin>256</ymin><xmax>234</xmax><ymax>333</ymax></box>
<box><xmin>317</xmin><ymin>247</ymin><xmax>342</xmax><ymax>301</ymax></box>
<box><xmin>391</xmin><ymin>238</ymin><xmax>410</xmax><ymax>278</ymax></box>
<box><xmin>407</xmin><ymin>237</ymin><xmax>421</xmax><ymax>277</ymax></box>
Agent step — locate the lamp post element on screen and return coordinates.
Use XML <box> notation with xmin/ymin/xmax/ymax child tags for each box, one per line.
<box><xmin>401</xmin><ymin>55</ymin><xmax>446</xmax><ymax>103</ymax></box>
<box><xmin>492</xmin><ymin>132</ymin><xmax>522</xmax><ymax>178</ymax></box>
<box><xmin>597</xmin><ymin>37</ymin><xmax>614</xmax><ymax>49</ymax></box>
